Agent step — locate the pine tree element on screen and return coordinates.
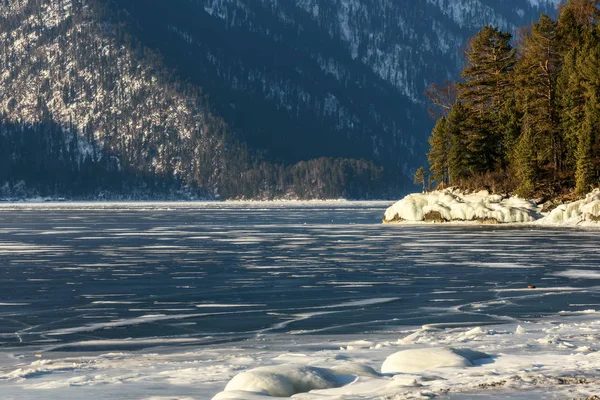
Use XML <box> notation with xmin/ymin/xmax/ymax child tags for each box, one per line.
<box><xmin>413</xmin><ymin>167</ymin><xmax>426</xmax><ymax>192</ymax></box>
<box><xmin>458</xmin><ymin>26</ymin><xmax>517</xmax><ymax>174</ymax></box>
<box><xmin>575</xmin><ymin>97</ymin><xmax>596</xmax><ymax>195</ymax></box>
<box><xmin>558</xmin><ymin>47</ymin><xmax>586</xmax><ymax>171</ymax></box>
<box><xmin>514</xmin><ymin>115</ymin><xmax>538</xmax><ymax>197</ymax></box>
<box><xmin>514</xmin><ymin>14</ymin><xmax>562</xmax><ymax>176</ymax></box>
<box><xmin>423</xmin><ymin>2</ymin><xmax>600</xmax><ymax>197</ymax></box>
<box><xmin>446</xmin><ymin>102</ymin><xmax>470</xmax><ymax>183</ymax></box>
<box><xmin>556</xmin><ymin>1</ymin><xmax>600</xmax><ymax>179</ymax></box>
<box><xmin>427</xmin><ymin>117</ymin><xmax>450</xmax><ymax>186</ymax></box>
<box><xmin>575</xmin><ymin>37</ymin><xmax>600</xmax><ymax>195</ymax></box>
<box><xmin>499</xmin><ymin>95</ymin><xmax>522</xmax><ymax>168</ymax></box>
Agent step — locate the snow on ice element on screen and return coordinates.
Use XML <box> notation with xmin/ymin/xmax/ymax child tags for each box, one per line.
<box><xmin>217</xmin><ymin>365</ymin><xmax>341</xmax><ymax>398</ymax></box>
<box><xmin>380</xmin><ymin>347</ymin><xmax>490</xmax><ymax>374</ymax></box>
<box><xmin>207</xmin><ymin>316</ymin><xmax>600</xmax><ymax>399</ymax></box>
<box><xmin>4</xmin><ymin>314</ymin><xmax>600</xmax><ymax>399</ymax></box>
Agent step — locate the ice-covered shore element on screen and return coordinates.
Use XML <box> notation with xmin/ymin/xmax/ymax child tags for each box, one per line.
<box><xmin>539</xmin><ymin>189</ymin><xmax>600</xmax><ymax>225</ymax></box>
<box><xmin>383</xmin><ymin>188</ymin><xmax>600</xmax><ymax>226</ymax></box>
<box><xmin>4</xmin><ymin>315</ymin><xmax>600</xmax><ymax>399</ymax></box>
<box><xmin>210</xmin><ymin>315</ymin><xmax>600</xmax><ymax>399</ymax></box>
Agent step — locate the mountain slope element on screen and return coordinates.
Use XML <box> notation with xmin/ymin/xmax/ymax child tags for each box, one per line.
<box><xmin>109</xmin><ymin>0</ymin><xmax>558</xmax><ymax>170</ymax></box>
<box><xmin>0</xmin><ymin>0</ymin><xmax>559</xmax><ymax>199</ymax></box>
<box><xmin>0</xmin><ymin>0</ymin><xmax>383</xmax><ymax>199</ymax></box>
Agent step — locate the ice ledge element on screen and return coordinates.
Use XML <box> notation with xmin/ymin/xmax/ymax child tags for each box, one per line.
<box><xmin>383</xmin><ymin>188</ymin><xmax>600</xmax><ymax>226</ymax></box>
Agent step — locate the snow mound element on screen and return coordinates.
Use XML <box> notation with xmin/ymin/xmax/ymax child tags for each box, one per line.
<box><xmin>331</xmin><ymin>363</ymin><xmax>380</xmax><ymax>378</ymax></box>
<box><xmin>213</xmin><ymin>390</ymin><xmax>274</xmax><ymax>400</ymax></box>
<box><xmin>216</xmin><ymin>365</ymin><xmax>340</xmax><ymax>398</ymax></box>
<box><xmin>383</xmin><ymin>189</ymin><xmax>539</xmax><ymax>224</ymax></box>
<box><xmin>538</xmin><ymin>189</ymin><xmax>600</xmax><ymax>225</ymax></box>
<box><xmin>381</xmin><ymin>347</ymin><xmax>491</xmax><ymax>374</ymax></box>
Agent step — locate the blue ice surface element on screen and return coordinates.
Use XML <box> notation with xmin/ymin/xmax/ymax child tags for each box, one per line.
<box><xmin>0</xmin><ymin>202</ymin><xmax>598</xmax><ymax>352</ymax></box>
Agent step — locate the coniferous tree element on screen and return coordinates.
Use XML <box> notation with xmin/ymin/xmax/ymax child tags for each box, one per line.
<box><xmin>446</xmin><ymin>102</ymin><xmax>470</xmax><ymax>183</ymax></box>
<box><xmin>413</xmin><ymin>166</ymin><xmax>426</xmax><ymax>192</ymax></box>
<box><xmin>514</xmin><ymin>115</ymin><xmax>538</xmax><ymax>197</ymax></box>
<box><xmin>428</xmin><ymin>117</ymin><xmax>450</xmax><ymax>186</ymax></box>
<box><xmin>425</xmin><ymin>3</ymin><xmax>600</xmax><ymax>198</ymax></box>
<box><xmin>514</xmin><ymin>14</ymin><xmax>563</xmax><ymax>177</ymax></box>
<box><xmin>575</xmin><ymin>37</ymin><xmax>600</xmax><ymax>194</ymax></box>
<box><xmin>575</xmin><ymin>97</ymin><xmax>597</xmax><ymax>195</ymax></box>
<box><xmin>459</xmin><ymin>26</ymin><xmax>517</xmax><ymax>174</ymax></box>
<box><xmin>499</xmin><ymin>95</ymin><xmax>522</xmax><ymax>169</ymax></box>
<box><xmin>558</xmin><ymin>47</ymin><xmax>586</xmax><ymax>170</ymax></box>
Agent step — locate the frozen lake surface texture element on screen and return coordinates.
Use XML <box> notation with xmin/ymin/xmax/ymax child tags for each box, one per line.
<box><xmin>0</xmin><ymin>202</ymin><xmax>599</xmax><ymax>399</ymax></box>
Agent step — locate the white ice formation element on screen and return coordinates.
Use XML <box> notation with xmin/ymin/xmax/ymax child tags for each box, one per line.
<box><xmin>384</xmin><ymin>188</ymin><xmax>600</xmax><ymax>226</ymax></box>
<box><xmin>538</xmin><ymin>189</ymin><xmax>600</xmax><ymax>225</ymax></box>
<box><xmin>215</xmin><ymin>348</ymin><xmax>492</xmax><ymax>398</ymax></box>
<box><xmin>383</xmin><ymin>189</ymin><xmax>540</xmax><ymax>224</ymax></box>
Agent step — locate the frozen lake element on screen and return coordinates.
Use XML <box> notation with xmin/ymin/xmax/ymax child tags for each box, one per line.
<box><xmin>0</xmin><ymin>202</ymin><xmax>599</xmax><ymax>399</ymax></box>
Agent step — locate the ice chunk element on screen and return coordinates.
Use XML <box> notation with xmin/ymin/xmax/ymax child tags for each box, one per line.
<box><xmin>400</xmin><ymin>330</ymin><xmax>423</xmax><ymax>344</ymax></box>
<box><xmin>381</xmin><ymin>347</ymin><xmax>491</xmax><ymax>374</ymax></box>
<box><xmin>219</xmin><ymin>365</ymin><xmax>339</xmax><ymax>398</ymax></box>
<box><xmin>464</xmin><ymin>327</ymin><xmax>487</xmax><ymax>338</ymax></box>
<box><xmin>331</xmin><ymin>363</ymin><xmax>380</xmax><ymax>378</ymax></box>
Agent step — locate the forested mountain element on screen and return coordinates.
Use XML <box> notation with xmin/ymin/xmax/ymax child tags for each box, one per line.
<box><xmin>427</xmin><ymin>0</ymin><xmax>600</xmax><ymax>199</ymax></box>
<box><xmin>0</xmin><ymin>0</ymin><xmax>558</xmax><ymax>199</ymax></box>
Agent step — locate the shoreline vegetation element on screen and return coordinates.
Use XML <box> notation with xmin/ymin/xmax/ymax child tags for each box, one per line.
<box><xmin>424</xmin><ymin>0</ymin><xmax>600</xmax><ymax>201</ymax></box>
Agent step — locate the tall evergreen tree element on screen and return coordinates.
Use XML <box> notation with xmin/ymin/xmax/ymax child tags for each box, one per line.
<box><xmin>459</xmin><ymin>26</ymin><xmax>517</xmax><ymax>173</ymax></box>
<box><xmin>514</xmin><ymin>14</ymin><xmax>562</xmax><ymax>176</ymax></box>
<box><xmin>425</xmin><ymin>2</ymin><xmax>600</xmax><ymax>197</ymax></box>
<box><xmin>575</xmin><ymin>96</ymin><xmax>597</xmax><ymax>195</ymax></box>
<box><xmin>428</xmin><ymin>117</ymin><xmax>450</xmax><ymax>186</ymax></box>
<box><xmin>446</xmin><ymin>102</ymin><xmax>470</xmax><ymax>183</ymax></box>
<box><xmin>558</xmin><ymin>47</ymin><xmax>586</xmax><ymax>170</ymax></box>
<box><xmin>514</xmin><ymin>115</ymin><xmax>538</xmax><ymax>197</ymax></box>
<box><xmin>575</xmin><ymin>35</ymin><xmax>600</xmax><ymax>194</ymax></box>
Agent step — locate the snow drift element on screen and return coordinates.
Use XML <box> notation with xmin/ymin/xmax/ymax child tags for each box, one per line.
<box><xmin>215</xmin><ymin>349</ymin><xmax>493</xmax><ymax>398</ymax></box>
<box><xmin>213</xmin><ymin>363</ymin><xmax>383</xmax><ymax>399</ymax></box>
<box><xmin>214</xmin><ymin>365</ymin><xmax>342</xmax><ymax>398</ymax></box>
<box><xmin>381</xmin><ymin>347</ymin><xmax>491</xmax><ymax>374</ymax></box>
<box><xmin>383</xmin><ymin>189</ymin><xmax>540</xmax><ymax>224</ymax></box>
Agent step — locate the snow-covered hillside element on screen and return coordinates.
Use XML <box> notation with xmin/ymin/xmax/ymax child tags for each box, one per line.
<box><xmin>0</xmin><ymin>0</ymin><xmax>227</xmax><ymax>196</ymax></box>
<box><xmin>0</xmin><ymin>0</ymin><xmax>385</xmax><ymax>199</ymax></box>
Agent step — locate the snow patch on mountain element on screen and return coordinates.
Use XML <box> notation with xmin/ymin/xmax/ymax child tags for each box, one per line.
<box><xmin>527</xmin><ymin>0</ymin><xmax>561</xmax><ymax>8</ymax></box>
